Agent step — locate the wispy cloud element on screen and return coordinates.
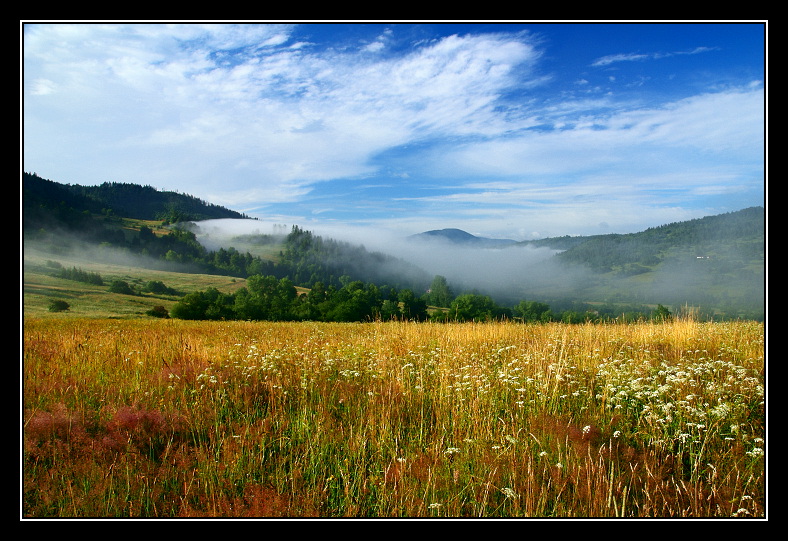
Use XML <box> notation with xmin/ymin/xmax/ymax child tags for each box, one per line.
<box><xmin>25</xmin><ymin>24</ymin><xmax>543</xmax><ymax>194</ymax></box>
<box><xmin>591</xmin><ymin>52</ymin><xmax>651</xmax><ymax>66</ymax></box>
<box><xmin>591</xmin><ymin>46</ymin><xmax>719</xmax><ymax>67</ymax></box>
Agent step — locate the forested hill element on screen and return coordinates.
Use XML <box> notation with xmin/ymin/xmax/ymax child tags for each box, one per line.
<box><xmin>520</xmin><ymin>206</ymin><xmax>764</xmax><ymax>273</ymax></box>
<box><xmin>23</xmin><ymin>172</ymin><xmax>249</xmax><ymax>228</ymax></box>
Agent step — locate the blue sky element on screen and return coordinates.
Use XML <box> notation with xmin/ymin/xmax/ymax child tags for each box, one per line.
<box><xmin>23</xmin><ymin>22</ymin><xmax>765</xmax><ymax>241</ymax></box>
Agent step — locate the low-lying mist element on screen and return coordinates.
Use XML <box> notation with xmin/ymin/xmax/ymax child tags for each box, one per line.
<box><xmin>24</xmin><ymin>217</ymin><xmax>764</xmax><ymax>316</ymax></box>
<box><xmin>23</xmin><ymin>229</ymin><xmax>207</xmax><ymax>276</ymax></box>
<box><xmin>384</xmin><ymin>237</ymin><xmax>563</xmax><ymax>296</ymax></box>
<box><xmin>186</xmin><ymin>219</ymin><xmax>567</xmax><ymax>300</ymax></box>
<box><xmin>183</xmin><ymin>219</ymin><xmax>291</xmax><ymax>252</ymax></box>
<box><xmin>185</xmin><ymin>218</ymin><xmax>765</xmax><ymax>315</ymax></box>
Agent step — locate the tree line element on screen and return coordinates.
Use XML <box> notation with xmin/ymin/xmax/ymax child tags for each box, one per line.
<box><xmin>168</xmin><ymin>273</ymin><xmax>676</xmax><ymax>324</ymax></box>
<box><xmin>43</xmin><ymin>231</ymin><xmax>686</xmax><ymax>323</ymax></box>
<box><xmin>23</xmin><ymin>172</ymin><xmax>250</xmax><ymax>224</ymax></box>
<box><xmin>46</xmin><ymin>258</ymin><xmax>681</xmax><ymax>324</ymax></box>
<box><xmin>170</xmin><ymin>275</ymin><xmax>430</xmax><ymax>322</ymax></box>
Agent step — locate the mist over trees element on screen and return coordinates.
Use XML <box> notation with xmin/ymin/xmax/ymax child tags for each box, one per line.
<box><xmin>547</xmin><ymin>206</ymin><xmax>764</xmax><ymax>273</ymax></box>
<box><xmin>280</xmin><ymin>226</ymin><xmax>431</xmax><ymax>292</ymax></box>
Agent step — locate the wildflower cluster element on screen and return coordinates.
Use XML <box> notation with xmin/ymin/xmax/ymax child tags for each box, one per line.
<box><xmin>595</xmin><ymin>348</ymin><xmax>764</xmax><ymax>454</ymax></box>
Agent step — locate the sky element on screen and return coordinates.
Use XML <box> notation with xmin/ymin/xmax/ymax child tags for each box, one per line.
<box><xmin>22</xmin><ymin>21</ymin><xmax>766</xmax><ymax>242</ymax></box>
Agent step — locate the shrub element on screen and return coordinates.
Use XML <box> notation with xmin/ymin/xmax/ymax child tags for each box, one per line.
<box><xmin>47</xmin><ymin>300</ymin><xmax>70</xmax><ymax>312</ymax></box>
<box><xmin>146</xmin><ymin>305</ymin><xmax>170</xmax><ymax>318</ymax></box>
<box><xmin>108</xmin><ymin>280</ymin><xmax>134</xmax><ymax>295</ymax></box>
<box><xmin>143</xmin><ymin>280</ymin><xmax>177</xmax><ymax>295</ymax></box>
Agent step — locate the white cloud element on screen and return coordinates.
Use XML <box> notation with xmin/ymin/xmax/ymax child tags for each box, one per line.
<box><xmin>422</xmin><ymin>84</ymin><xmax>763</xmax><ymax>179</ymax></box>
<box><xmin>591</xmin><ymin>45</ymin><xmax>718</xmax><ymax>67</ymax></box>
<box><xmin>591</xmin><ymin>52</ymin><xmax>650</xmax><ymax>66</ymax></box>
<box><xmin>25</xmin><ymin>24</ymin><xmax>546</xmax><ymax>204</ymax></box>
<box><xmin>29</xmin><ymin>78</ymin><xmax>57</xmax><ymax>95</ymax></box>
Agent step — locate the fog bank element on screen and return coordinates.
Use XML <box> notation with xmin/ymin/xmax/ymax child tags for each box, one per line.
<box><xmin>187</xmin><ymin>219</ymin><xmax>563</xmax><ymax>298</ymax></box>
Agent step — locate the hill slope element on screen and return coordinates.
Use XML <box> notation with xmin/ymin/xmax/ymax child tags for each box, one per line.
<box><xmin>22</xmin><ymin>172</ymin><xmax>432</xmax><ymax>293</ymax></box>
<box><xmin>520</xmin><ymin>207</ymin><xmax>764</xmax><ymax>271</ymax></box>
<box><xmin>23</xmin><ymin>172</ymin><xmax>249</xmax><ymax>229</ymax></box>
<box><xmin>506</xmin><ymin>207</ymin><xmax>764</xmax><ymax>316</ymax></box>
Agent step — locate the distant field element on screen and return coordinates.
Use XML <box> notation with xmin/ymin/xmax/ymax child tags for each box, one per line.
<box><xmin>23</xmin><ymin>316</ymin><xmax>764</xmax><ymax>518</ymax></box>
<box><xmin>23</xmin><ymin>244</ymin><xmax>248</xmax><ymax>319</ymax></box>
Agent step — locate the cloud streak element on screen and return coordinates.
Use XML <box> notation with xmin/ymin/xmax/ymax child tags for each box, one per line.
<box><xmin>591</xmin><ymin>45</ymin><xmax>719</xmax><ymax>66</ymax></box>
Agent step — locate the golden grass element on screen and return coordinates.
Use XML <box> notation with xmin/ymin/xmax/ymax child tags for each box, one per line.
<box><xmin>22</xmin><ymin>317</ymin><xmax>764</xmax><ymax>518</ymax></box>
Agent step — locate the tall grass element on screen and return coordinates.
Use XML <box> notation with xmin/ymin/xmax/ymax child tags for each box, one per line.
<box><xmin>22</xmin><ymin>317</ymin><xmax>765</xmax><ymax>518</ymax></box>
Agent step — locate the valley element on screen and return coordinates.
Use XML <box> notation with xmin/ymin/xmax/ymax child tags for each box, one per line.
<box><xmin>22</xmin><ymin>172</ymin><xmax>765</xmax><ymax>322</ymax></box>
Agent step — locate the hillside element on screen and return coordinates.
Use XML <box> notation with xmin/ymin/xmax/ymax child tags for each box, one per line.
<box><xmin>22</xmin><ymin>172</ymin><xmax>433</xmax><ymax>300</ymax></box>
<box><xmin>23</xmin><ymin>172</ymin><xmax>249</xmax><ymax>229</ymax></box>
<box><xmin>520</xmin><ymin>207</ymin><xmax>764</xmax><ymax>271</ymax></box>
<box><xmin>505</xmin><ymin>207</ymin><xmax>765</xmax><ymax>317</ymax></box>
<box><xmin>22</xmin><ymin>244</ymin><xmax>250</xmax><ymax>319</ymax></box>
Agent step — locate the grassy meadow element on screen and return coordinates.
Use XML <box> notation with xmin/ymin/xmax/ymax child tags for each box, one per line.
<box><xmin>22</xmin><ymin>244</ymin><xmax>250</xmax><ymax>319</ymax></box>
<box><xmin>22</xmin><ymin>316</ymin><xmax>765</xmax><ymax>518</ymax></box>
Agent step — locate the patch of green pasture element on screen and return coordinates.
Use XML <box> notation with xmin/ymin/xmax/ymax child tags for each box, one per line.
<box><xmin>23</xmin><ymin>245</ymin><xmax>247</xmax><ymax>319</ymax></box>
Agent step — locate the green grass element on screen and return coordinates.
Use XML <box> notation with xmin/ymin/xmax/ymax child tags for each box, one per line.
<box><xmin>23</xmin><ymin>244</ymin><xmax>248</xmax><ymax>319</ymax></box>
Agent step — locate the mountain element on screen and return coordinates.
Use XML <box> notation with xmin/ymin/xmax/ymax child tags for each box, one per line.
<box><xmin>408</xmin><ymin>228</ymin><xmax>517</xmax><ymax>247</ymax></box>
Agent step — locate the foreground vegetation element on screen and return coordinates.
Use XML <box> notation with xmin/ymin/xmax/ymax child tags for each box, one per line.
<box><xmin>23</xmin><ymin>317</ymin><xmax>764</xmax><ymax>518</ymax></box>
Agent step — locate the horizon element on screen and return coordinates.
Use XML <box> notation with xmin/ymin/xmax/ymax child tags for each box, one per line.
<box><xmin>22</xmin><ymin>22</ymin><xmax>766</xmax><ymax>241</ymax></box>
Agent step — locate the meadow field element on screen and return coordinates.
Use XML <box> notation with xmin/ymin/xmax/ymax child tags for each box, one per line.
<box><xmin>22</xmin><ymin>317</ymin><xmax>765</xmax><ymax>518</ymax></box>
